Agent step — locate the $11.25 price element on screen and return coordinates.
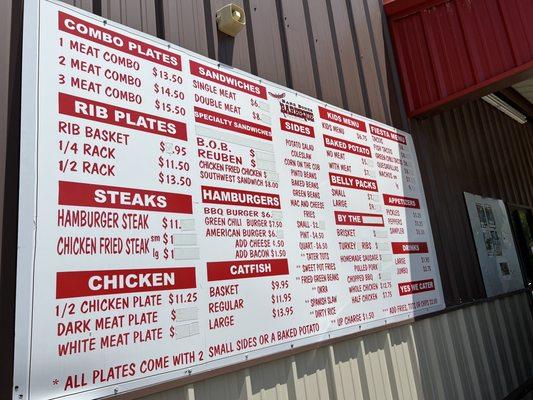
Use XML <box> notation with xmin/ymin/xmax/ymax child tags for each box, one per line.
<box><xmin>169</xmin><ymin>292</ymin><xmax>197</xmax><ymax>305</ymax></box>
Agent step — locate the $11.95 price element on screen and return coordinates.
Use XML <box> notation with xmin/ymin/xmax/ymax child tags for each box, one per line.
<box><xmin>271</xmin><ymin>293</ymin><xmax>292</xmax><ymax>304</ymax></box>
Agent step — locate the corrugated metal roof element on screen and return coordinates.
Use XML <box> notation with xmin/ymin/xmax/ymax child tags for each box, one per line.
<box><xmin>387</xmin><ymin>0</ymin><xmax>533</xmax><ymax>117</ymax></box>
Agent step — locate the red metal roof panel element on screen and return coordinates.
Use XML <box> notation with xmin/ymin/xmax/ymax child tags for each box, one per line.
<box><xmin>386</xmin><ymin>0</ymin><xmax>533</xmax><ymax>116</ymax></box>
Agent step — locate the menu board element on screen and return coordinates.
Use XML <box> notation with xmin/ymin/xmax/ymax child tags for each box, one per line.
<box><xmin>14</xmin><ymin>1</ymin><xmax>445</xmax><ymax>399</ymax></box>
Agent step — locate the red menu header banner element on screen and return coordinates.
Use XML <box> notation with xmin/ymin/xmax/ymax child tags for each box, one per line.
<box><xmin>392</xmin><ymin>242</ymin><xmax>429</xmax><ymax>254</ymax></box>
<box><xmin>190</xmin><ymin>61</ymin><xmax>267</xmax><ymax>99</ymax></box>
<box><xmin>323</xmin><ymin>134</ymin><xmax>372</xmax><ymax>158</ymax></box>
<box><xmin>58</xmin><ymin>12</ymin><xmax>181</xmax><ymax>70</ymax></box>
<box><xmin>398</xmin><ymin>279</ymin><xmax>435</xmax><ymax>296</ymax></box>
<box><xmin>58</xmin><ymin>181</ymin><xmax>193</xmax><ymax>214</ymax></box>
<box><xmin>383</xmin><ymin>194</ymin><xmax>420</xmax><ymax>209</ymax></box>
<box><xmin>318</xmin><ymin>106</ymin><xmax>366</xmax><ymax>132</ymax></box>
<box><xmin>334</xmin><ymin>211</ymin><xmax>384</xmax><ymax>227</ymax></box>
<box><xmin>369</xmin><ymin>124</ymin><xmax>407</xmax><ymax>145</ymax></box>
<box><xmin>201</xmin><ymin>186</ymin><xmax>281</xmax><ymax>209</ymax></box>
<box><xmin>207</xmin><ymin>259</ymin><xmax>289</xmax><ymax>281</ymax></box>
<box><xmin>59</xmin><ymin>93</ymin><xmax>187</xmax><ymax>140</ymax></box>
<box><xmin>280</xmin><ymin>118</ymin><xmax>315</xmax><ymax>138</ymax></box>
<box><xmin>329</xmin><ymin>172</ymin><xmax>378</xmax><ymax>192</ymax></box>
<box><xmin>56</xmin><ymin>267</ymin><xmax>196</xmax><ymax>298</ymax></box>
<box><xmin>194</xmin><ymin>107</ymin><xmax>272</xmax><ymax>141</ymax></box>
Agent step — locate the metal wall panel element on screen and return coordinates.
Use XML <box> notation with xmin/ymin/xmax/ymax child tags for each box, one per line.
<box><xmin>0</xmin><ymin>0</ymin><xmax>12</xmax><ymax>246</ymax></box>
<box><xmin>410</xmin><ymin>99</ymin><xmax>533</xmax><ymax>304</ymax></box>
<box><xmin>101</xmin><ymin>1</ymin><xmax>158</xmax><ymax>37</ymax></box>
<box><xmin>161</xmin><ymin>0</ymin><xmax>210</xmax><ymax>57</ymax></box>
<box><xmin>61</xmin><ymin>0</ymin><xmax>93</xmax><ymax>12</ymax></box>
<box><xmin>134</xmin><ymin>292</ymin><xmax>533</xmax><ymax>400</ymax></box>
<box><xmin>0</xmin><ymin>1</ymin><xmax>21</xmax><ymax>398</ymax></box>
<box><xmin>349</xmin><ymin>0</ymin><xmax>389</xmax><ymax>122</ymax></box>
<box><xmin>387</xmin><ymin>0</ymin><xmax>533</xmax><ymax>117</ymax></box>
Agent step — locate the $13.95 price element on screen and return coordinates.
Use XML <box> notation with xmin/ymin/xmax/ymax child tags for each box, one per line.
<box><xmin>272</xmin><ymin>306</ymin><xmax>294</xmax><ymax>319</ymax></box>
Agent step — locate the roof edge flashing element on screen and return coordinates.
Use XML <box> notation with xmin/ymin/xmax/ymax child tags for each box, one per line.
<box><xmin>383</xmin><ymin>0</ymin><xmax>449</xmax><ymax>19</ymax></box>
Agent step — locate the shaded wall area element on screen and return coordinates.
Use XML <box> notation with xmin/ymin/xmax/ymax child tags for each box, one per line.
<box><xmin>411</xmin><ymin>99</ymin><xmax>533</xmax><ymax>304</ymax></box>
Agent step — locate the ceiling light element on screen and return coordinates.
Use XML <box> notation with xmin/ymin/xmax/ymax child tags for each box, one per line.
<box><xmin>482</xmin><ymin>94</ymin><xmax>527</xmax><ymax>124</ymax></box>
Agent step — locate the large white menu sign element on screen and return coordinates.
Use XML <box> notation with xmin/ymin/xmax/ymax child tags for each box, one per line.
<box><xmin>14</xmin><ymin>1</ymin><xmax>445</xmax><ymax>399</ymax></box>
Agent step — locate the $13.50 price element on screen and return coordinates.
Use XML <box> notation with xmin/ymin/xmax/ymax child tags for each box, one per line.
<box><xmin>152</xmin><ymin>67</ymin><xmax>183</xmax><ymax>84</ymax></box>
<box><xmin>158</xmin><ymin>172</ymin><xmax>191</xmax><ymax>186</ymax></box>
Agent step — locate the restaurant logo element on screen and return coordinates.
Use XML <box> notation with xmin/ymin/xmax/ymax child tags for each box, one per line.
<box><xmin>268</xmin><ymin>91</ymin><xmax>314</xmax><ymax>122</ymax></box>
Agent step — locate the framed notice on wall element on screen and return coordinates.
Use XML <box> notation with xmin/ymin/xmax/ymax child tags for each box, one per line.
<box><xmin>14</xmin><ymin>0</ymin><xmax>444</xmax><ymax>399</ymax></box>
<box><xmin>464</xmin><ymin>192</ymin><xmax>525</xmax><ymax>297</ymax></box>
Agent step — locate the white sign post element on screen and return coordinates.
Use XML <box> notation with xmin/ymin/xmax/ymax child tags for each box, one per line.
<box><xmin>14</xmin><ymin>1</ymin><xmax>445</xmax><ymax>399</ymax></box>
